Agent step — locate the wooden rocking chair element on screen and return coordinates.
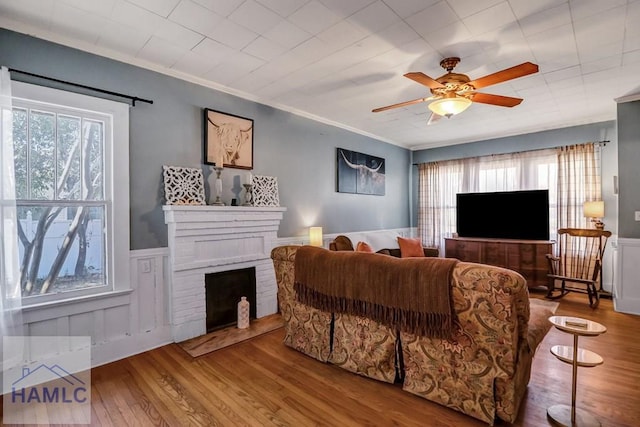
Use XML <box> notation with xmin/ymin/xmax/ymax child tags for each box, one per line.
<box><xmin>546</xmin><ymin>228</ymin><xmax>611</xmax><ymax>308</ymax></box>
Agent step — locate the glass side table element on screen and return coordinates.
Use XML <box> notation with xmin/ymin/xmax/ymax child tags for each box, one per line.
<box><xmin>547</xmin><ymin>316</ymin><xmax>606</xmax><ymax>427</ymax></box>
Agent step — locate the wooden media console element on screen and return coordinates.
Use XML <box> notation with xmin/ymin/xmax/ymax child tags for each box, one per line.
<box><xmin>444</xmin><ymin>237</ymin><xmax>554</xmax><ymax>290</ymax></box>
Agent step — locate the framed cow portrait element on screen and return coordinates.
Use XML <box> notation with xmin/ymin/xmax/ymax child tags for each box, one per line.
<box><xmin>204</xmin><ymin>108</ymin><xmax>254</xmax><ymax>169</ymax></box>
<box><xmin>336</xmin><ymin>147</ymin><xmax>385</xmax><ymax>195</ymax></box>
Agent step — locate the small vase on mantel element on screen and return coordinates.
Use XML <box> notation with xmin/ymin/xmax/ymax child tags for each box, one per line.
<box><xmin>237</xmin><ymin>296</ymin><xmax>250</xmax><ymax>329</ymax></box>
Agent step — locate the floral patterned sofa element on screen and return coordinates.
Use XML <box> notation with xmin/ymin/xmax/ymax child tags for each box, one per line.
<box><xmin>270</xmin><ymin>245</ymin><xmax>553</xmax><ymax>425</ymax></box>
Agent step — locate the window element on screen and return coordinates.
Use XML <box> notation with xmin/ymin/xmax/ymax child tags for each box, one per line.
<box><xmin>12</xmin><ymin>82</ymin><xmax>129</xmax><ymax>305</ymax></box>
<box><xmin>418</xmin><ymin>149</ymin><xmax>559</xmax><ymax>249</ymax></box>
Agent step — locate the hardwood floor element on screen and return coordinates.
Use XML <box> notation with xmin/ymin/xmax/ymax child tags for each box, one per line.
<box><xmin>3</xmin><ymin>292</ymin><xmax>639</xmax><ymax>426</ymax></box>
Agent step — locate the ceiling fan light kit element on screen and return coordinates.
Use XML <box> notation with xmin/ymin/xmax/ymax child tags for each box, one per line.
<box><xmin>373</xmin><ymin>57</ymin><xmax>539</xmax><ymax>122</ymax></box>
<box><xmin>428</xmin><ymin>95</ymin><xmax>471</xmax><ymax>117</ymax></box>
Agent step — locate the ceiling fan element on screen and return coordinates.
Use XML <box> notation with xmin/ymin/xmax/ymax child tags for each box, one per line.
<box><xmin>372</xmin><ymin>57</ymin><xmax>539</xmax><ymax>122</ymax></box>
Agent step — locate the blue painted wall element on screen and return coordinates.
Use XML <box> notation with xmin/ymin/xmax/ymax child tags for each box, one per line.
<box><xmin>0</xmin><ymin>29</ymin><xmax>410</xmax><ymax>249</ymax></box>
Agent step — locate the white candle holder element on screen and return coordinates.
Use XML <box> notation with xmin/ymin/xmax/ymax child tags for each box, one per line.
<box><xmin>211</xmin><ymin>166</ymin><xmax>225</xmax><ymax>205</ymax></box>
<box><xmin>242</xmin><ymin>183</ymin><xmax>253</xmax><ymax>206</ymax></box>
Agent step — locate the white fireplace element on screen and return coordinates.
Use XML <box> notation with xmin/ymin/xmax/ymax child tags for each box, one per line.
<box><xmin>163</xmin><ymin>205</ymin><xmax>286</xmax><ymax>342</ymax></box>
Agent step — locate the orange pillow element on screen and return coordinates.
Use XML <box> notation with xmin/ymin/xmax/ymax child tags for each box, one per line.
<box><xmin>397</xmin><ymin>237</ymin><xmax>425</xmax><ymax>258</ymax></box>
<box><xmin>355</xmin><ymin>241</ymin><xmax>374</xmax><ymax>253</ymax></box>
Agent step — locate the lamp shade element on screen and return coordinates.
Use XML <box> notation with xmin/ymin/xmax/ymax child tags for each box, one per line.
<box><xmin>428</xmin><ymin>96</ymin><xmax>472</xmax><ymax>117</ymax></box>
<box><xmin>309</xmin><ymin>227</ymin><xmax>323</xmax><ymax>247</ymax></box>
<box><xmin>583</xmin><ymin>201</ymin><xmax>604</xmax><ymax>218</ymax></box>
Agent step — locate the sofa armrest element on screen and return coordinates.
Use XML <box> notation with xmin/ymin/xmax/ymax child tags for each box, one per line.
<box><xmin>401</xmin><ymin>262</ymin><xmax>529</xmax><ymax>424</ymax></box>
<box><xmin>452</xmin><ymin>262</ymin><xmax>529</xmax><ymax>376</ymax></box>
<box><xmin>270</xmin><ymin>245</ymin><xmax>332</xmax><ymax>362</ymax></box>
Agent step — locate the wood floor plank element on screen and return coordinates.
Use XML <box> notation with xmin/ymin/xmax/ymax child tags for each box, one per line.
<box><xmin>119</xmin><ymin>372</ymin><xmax>170</xmax><ymax>427</ymax></box>
<box><xmin>125</xmin><ymin>354</ymin><xmax>201</xmax><ymax>427</ymax></box>
<box><xmin>150</xmin><ymin>345</ymin><xmax>264</xmax><ymax>426</ymax></box>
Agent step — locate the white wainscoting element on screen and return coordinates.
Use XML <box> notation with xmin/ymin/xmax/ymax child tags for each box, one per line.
<box><xmin>614</xmin><ymin>238</ymin><xmax>640</xmax><ymax>315</ymax></box>
<box><xmin>21</xmin><ymin>248</ymin><xmax>172</xmax><ymax>368</ymax></box>
<box><xmin>277</xmin><ymin>227</ymin><xmax>415</xmax><ymax>248</ymax></box>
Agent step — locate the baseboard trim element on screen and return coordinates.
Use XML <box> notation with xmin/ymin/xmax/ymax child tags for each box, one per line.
<box><xmin>90</xmin><ymin>326</ymin><xmax>172</xmax><ymax>368</ymax></box>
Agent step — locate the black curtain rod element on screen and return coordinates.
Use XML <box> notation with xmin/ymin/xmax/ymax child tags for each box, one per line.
<box><xmin>8</xmin><ymin>68</ymin><xmax>153</xmax><ymax>106</ymax></box>
<box><xmin>411</xmin><ymin>140</ymin><xmax>611</xmax><ymax>166</ymax></box>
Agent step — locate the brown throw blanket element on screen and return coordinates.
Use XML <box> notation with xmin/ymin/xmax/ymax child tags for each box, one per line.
<box><xmin>294</xmin><ymin>246</ymin><xmax>458</xmax><ymax>338</ymax></box>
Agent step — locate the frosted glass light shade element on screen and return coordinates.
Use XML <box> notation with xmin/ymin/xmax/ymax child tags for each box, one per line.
<box><xmin>428</xmin><ymin>96</ymin><xmax>472</xmax><ymax>117</ymax></box>
<box><xmin>583</xmin><ymin>201</ymin><xmax>604</xmax><ymax>218</ymax></box>
<box><xmin>309</xmin><ymin>226</ymin><xmax>323</xmax><ymax>247</ymax></box>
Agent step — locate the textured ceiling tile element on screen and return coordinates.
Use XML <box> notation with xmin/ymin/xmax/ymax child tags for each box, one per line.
<box><xmin>262</xmin><ymin>19</ymin><xmax>311</xmax><ymax>49</ymax></box>
<box><xmin>126</xmin><ymin>0</ymin><xmax>180</xmax><ymax>18</ymax></box>
<box><xmin>527</xmin><ymin>24</ymin><xmax>577</xmax><ymax>63</ymax></box>
<box><xmin>154</xmin><ymin>19</ymin><xmax>204</xmax><ymax>50</ymax></box>
<box><xmin>463</xmin><ymin>3</ymin><xmax>516</xmax><ymax>36</ymax></box>
<box><xmin>206</xmin><ymin>51</ymin><xmax>265</xmax><ymax>85</ymax></box>
<box><xmin>136</xmin><ymin>36</ymin><xmax>185</xmax><ymax>67</ymax></box>
<box><xmin>347</xmin><ymin>1</ymin><xmax>400</xmax><ymax>34</ymax></box>
<box><xmin>288</xmin><ymin>1</ymin><xmax>341</xmax><ymax>35</ymax></box>
<box><xmin>97</xmin><ymin>20</ymin><xmax>150</xmax><ymax>56</ymax></box>
<box><xmin>205</xmin><ymin>18</ymin><xmax>259</xmax><ymax>50</ymax></box>
<box><xmin>508</xmin><ymin>0</ymin><xmax>566</xmax><ymax>20</ymax></box>
<box><xmin>420</xmin><ymin>21</ymin><xmax>473</xmax><ymax>52</ymax></box>
<box><xmin>569</xmin><ymin>0</ymin><xmax>627</xmax><ymax>21</ymax></box>
<box><xmin>447</xmin><ymin>0</ymin><xmax>504</xmax><ymax>18</ymax></box>
<box><xmin>383</xmin><ymin>0</ymin><xmax>437</xmax><ymax>19</ymax></box>
<box><xmin>50</xmin><ymin>2</ymin><xmax>107</xmax><ymax>44</ymax></box>
<box><xmin>111</xmin><ymin>1</ymin><xmax>163</xmax><ymax>33</ymax></box>
<box><xmin>290</xmin><ymin>36</ymin><xmax>335</xmax><ymax>63</ymax></box>
<box><xmin>255</xmin><ymin>0</ymin><xmax>309</xmax><ymax>17</ymax></box>
<box><xmin>518</xmin><ymin>3</ymin><xmax>571</xmax><ymax>37</ymax></box>
<box><xmin>171</xmin><ymin>50</ymin><xmax>220</xmax><ymax>76</ymax></box>
<box><xmin>229</xmin><ymin>0</ymin><xmax>283</xmax><ymax>34</ymax></box>
<box><xmin>316</xmin><ymin>0</ymin><xmax>376</xmax><ymax>18</ymax></box>
<box><xmin>405</xmin><ymin>2</ymin><xmax>459</xmax><ymax>37</ymax></box>
<box><xmin>317</xmin><ymin>21</ymin><xmax>367</xmax><ymax>51</ymax></box>
<box><xmin>191</xmin><ymin>0</ymin><xmax>244</xmax><ymax>17</ymax></box>
<box><xmin>242</xmin><ymin>36</ymin><xmax>287</xmax><ymax>61</ymax></box>
<box><xmin>191</xmin><ymin>37</ymin><xmax>236</xmax><ymax>64</ymax></box>
<box><xmin>169</xmin><ymin>1</ymin><xmax>224</xmax><ymax>36</ymax></box>
<box><xmin>60</xmin><ymin>0</ymin><xmax>116</xmax><ymax>16</ymax></box>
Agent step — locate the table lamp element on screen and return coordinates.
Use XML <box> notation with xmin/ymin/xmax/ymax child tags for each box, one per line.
<box><xmin>309</xmin><ymin>227</ymin><xmax>323</xmax><ymax>247</ymax></box>
<box><xmin>583</xmin><ymin>201</ymin><xmax>604</xmax><ymax>229</ymax></box>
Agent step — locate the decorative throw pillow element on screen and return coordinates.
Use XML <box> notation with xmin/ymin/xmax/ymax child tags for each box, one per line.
<box><xmin>355</xmin><ymin>241</ymin><xmax>374</xmax><ymax>253</ymax></box>
<box><xmin>397</xmin><ymin>237</ymin><xmax>425</xmax><ymax>258</ymax></box>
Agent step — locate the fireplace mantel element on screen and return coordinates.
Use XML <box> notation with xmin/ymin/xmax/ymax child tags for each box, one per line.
<box><xmin>163</xmin><ymin>205</ymin><xmax>286</xmax><ymax>342</ymax></box>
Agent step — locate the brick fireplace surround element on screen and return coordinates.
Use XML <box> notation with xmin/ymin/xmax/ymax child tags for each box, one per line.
<box><xmin>163</xmin><ymin>205</ymin><xmax>287</xmax><ymax>342</ymax></box>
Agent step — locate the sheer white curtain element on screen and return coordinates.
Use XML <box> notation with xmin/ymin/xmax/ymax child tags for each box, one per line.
<box><xmin>557</xmin><ymin>143</ymin><xmax>601</xmax><ymax>229</ymax></box>
<box><xmin>417</xmin><ymin>161</ymin><xmax>463</xmax><ymax>248</ymax></box>
<box><xmin>418</xmin><ymin>148</ymin><xmax>557</xmax><ymax>250</ymax></box>
<box><xmin>1</xmin><ymin>66</ymin><xmax>23</xmax><ymax>371</ymax></box>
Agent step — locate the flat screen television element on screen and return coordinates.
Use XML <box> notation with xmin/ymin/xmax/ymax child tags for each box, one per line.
<box><xmin>456</xmin><ymin>189</ymin><xmax>550</xmax><ymax>240</ymax></box>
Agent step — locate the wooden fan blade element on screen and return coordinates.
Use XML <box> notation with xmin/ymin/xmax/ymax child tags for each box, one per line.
<box><xmin>404</xmin><ymin>72</ymin><xmax>445</xmax><ymax>89</ymax></box>
<box><xmin>372</xmin><ymin>96</ymin><xmax>434</xmax><ymax>113</ymax></box>
<box><xmin>470</xmin><ymin>92</ymin><xmax>523</xmax><ymax>107</ymax></box>
<box><xmin>468</xmin><ymin>62</ymin><xmax>538</xmax><ymax>89</ymax></box>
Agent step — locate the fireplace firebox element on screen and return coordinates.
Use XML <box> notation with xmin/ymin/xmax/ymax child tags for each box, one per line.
<box><xmin>205</xmin><ymin>267</ymin><xmax>257</xmax><ymax>332</ymax></box>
